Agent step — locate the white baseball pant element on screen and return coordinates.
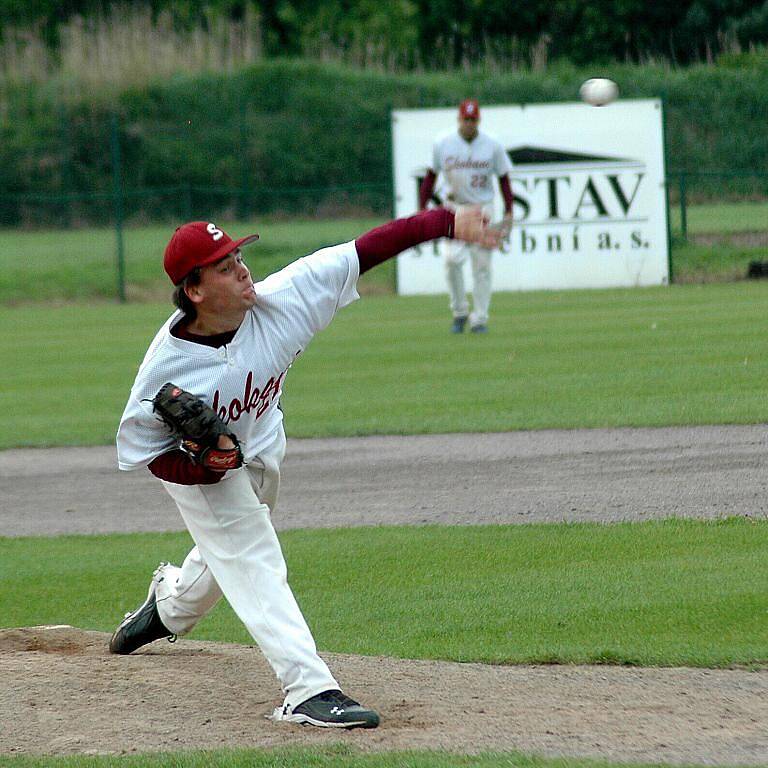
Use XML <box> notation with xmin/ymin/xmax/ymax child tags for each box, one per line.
<box><xmin>154</xmin><ymin>426</ymin><xmax>339</xmax><ymax>710</ymax></box>
<box><xmin>443</xmin><ymin>203</ymin><xmax>494</xmax><ymax>327</ymax></box>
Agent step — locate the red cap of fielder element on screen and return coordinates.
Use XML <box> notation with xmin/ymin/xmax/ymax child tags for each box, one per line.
<box><xmin>459</xmin><ymin>98</ymin><xmax>480</xmax><ymax>119</ymax></box>
<box><xmin>164</xmin><ymin>221</ymin><xmax>259</xmax><ymax>285</ymax></box>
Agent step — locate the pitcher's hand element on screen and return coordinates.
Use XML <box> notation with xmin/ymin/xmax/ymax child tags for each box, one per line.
<box><xmin>454</xmin><ymin>206</ymin><xmax>503</xmax><ymax>250</ymax></box>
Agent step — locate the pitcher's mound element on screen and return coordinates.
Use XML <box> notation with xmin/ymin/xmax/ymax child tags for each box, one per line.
<box><xmin>2</xmin><ymin>627</ymin><xmax>767</xmax><ymax>764</ymax></box>
<box><xmin>0</xmin><ymin>625</ymin><xmax>91</xmax><ymax>654</ymax></box>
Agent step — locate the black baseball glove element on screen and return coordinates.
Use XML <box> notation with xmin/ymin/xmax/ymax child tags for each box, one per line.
<box><xmin>152</xmin><ymin>382</ymin><xmax>243</xmax><ymax>472</ymax></box>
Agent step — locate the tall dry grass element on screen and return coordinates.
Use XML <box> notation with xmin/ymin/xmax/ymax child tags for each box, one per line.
<box><xmin>0</xmin><ymin>2</ymin><xmax>556</xmax><ymax>96</ymax></box>
<box><xmin>0</xmin><ymin>25</ymin><xmax>55</xmax><ymax>83</ymax></box>
<box><xmin>0</xmin><ymin>1</ymin><xmax>758</xmax><ymax>100</ymax></box>
<box><xmin>307</xmin><ymin>32</ymin><xmax>554</xmax><ymax>74</ymax></box>
<box><xmin>0</xmin><ymin>3</ymin><xmax>263</xmax><ymax>92</ymax></box>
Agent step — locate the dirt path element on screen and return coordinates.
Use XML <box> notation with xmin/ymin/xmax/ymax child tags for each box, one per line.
<box><xmin>2</xmin><ymin>425</ymin><xmax>766</xmax><ymax>536</ymax></box>
<box><xmin>1</xmin><ymin>426</ymin><xmax>767</xmax><ymax>763</ymax></box>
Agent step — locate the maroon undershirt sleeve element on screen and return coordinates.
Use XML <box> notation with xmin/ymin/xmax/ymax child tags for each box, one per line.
<box><xmin>148</xmin><ymin>449</ymin><xmax>225</xmax><ymax>485</ymax></box>
<box><xmin>355</xmin><ymin>208</ymin><xmax>455</xmax><ymax>274</ymax></box>
<box><xmin>499</xmin><ymin>175</ymin><xmax>514</xmax><ymax>215</ymax></box>
<box><xmin>418</xmin><ymin>170</ymin><xmax>437</xmax><ymax>210</ymax></box>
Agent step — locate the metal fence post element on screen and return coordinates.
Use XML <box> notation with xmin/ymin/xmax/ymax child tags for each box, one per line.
<box><xmin>184</xmin><ymin>183</ymin><xmax>193</xmax><ymax>221</ymax></box>
<box><xmin>659</xmin><ymin>95</ymin><xmax>673</xmax><ymax>284</ymax></box>
<box><xmin>238</xmin><ymin>103</ymin><xmax>249</xmax><ymax>221</ymax></box>
<box><xmin>679</xmin><ymin>172</ymin><xmax>688</xmax><ymax>242</ymax></box>
<box><xmin>110</xmin><ymin>114</ymin><xmax>127</xmax><ymax>303</ymax></box>
<box><xmin>58</xmin><ymin>105</ymin><xmax>74</xmax><ymax>228</ymax></box>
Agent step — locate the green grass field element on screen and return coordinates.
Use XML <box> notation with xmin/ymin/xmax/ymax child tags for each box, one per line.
<box><xmin>668</xmin><ymin>201</ymin><xmax>768</xmax><ymax>234</ymax></box>
<box><xmin>1</xmin><ymin>282</ymin><xmax>767</xmax><ymax>449</ymax></box>
<box><xmin>2</xmin><ymin>519</ymin><xmax>765</xmax><ymax>668</ymax></box>
<box><xmin>0</xmin><ymin>217</ymin><xmax>388</xmax><ymax>303</ymax></box>
<box><xmin>2</xmin><ymin>746</ymin><xmax>744</xmax><ymax>768</ymax></box>
<box><xmin>3</xmin><ymin>211</ymin><xmax>768</xmax><ymax>768</ymax></box>
<box><xmin>671</xmin><ymin>239</ymin><xmax>766</xmax><ymax>283</ymax></box>
<box><xmin>2</xmin><ymin>519</ymin><xmax>766</xmax><ymax>767</ymax></box>
<box><xmin>1</xmin><ymin>201</ymin><xmax>766</xmax><ymax>305</ymax></box>
<box><xmin>665</xmin><ymin>201</ymin><xmax>768</xmax><ymax>282</ymax></box>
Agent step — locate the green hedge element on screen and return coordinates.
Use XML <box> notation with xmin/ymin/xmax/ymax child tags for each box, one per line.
<box><xmin>1</xmin><ymin>56</ymin><xmax>767</xmax><ymax>224</ymax></box>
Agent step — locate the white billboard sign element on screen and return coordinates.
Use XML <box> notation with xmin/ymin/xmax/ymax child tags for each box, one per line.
<box><xmin>392</xmin><ymin>100</ymin><xmax>669</xmax><ymax>294</ymax></box>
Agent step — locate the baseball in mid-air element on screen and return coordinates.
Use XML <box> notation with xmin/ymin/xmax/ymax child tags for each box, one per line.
<box><xmin>579</xmin><ymin>78</ymin><xmax>619</xmax><ymax>106</ymax></box>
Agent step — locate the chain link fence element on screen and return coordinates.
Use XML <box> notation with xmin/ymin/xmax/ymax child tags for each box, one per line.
<box><xmin>1</xmin><ymin>112</ymin><xmax>767</xmax><ymax>301</ymax></box>
<box><xmin>0</xmin><ymin>112</ymin><xmax>394</xmax><ymax>302</ymax></box>
<box><xmin>666</xmin><ymin>171</ymin><xmax>768</xmax><ymax>282</ymax></box>
<box><xmin>0</xmin><ymin>183</ymin><xmax>392</xmax><ymax>303</ymax></box>
<box><xmin>669</xmin><ymin>171</ymin><xmax>768</xmax><ymax>240</ymax></box>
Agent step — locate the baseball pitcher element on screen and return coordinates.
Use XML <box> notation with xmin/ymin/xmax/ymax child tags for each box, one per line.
<box><xmin>111</xmin><ymin>208</ymin><xmax>501</xmax><ymax>729</ymax></box>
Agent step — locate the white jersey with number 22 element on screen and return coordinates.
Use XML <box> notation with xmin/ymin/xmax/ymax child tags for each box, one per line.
<box><xmin>432</xmin><ymin>130</ymin><xmax>512</xmax><ymax>206</ymax></box>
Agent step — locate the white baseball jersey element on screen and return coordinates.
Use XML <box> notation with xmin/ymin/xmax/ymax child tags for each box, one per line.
<box><xmin>117</xmin><ymin>242</ymin><xmax>360</xmax><ymax>470</ymax></box>
<box><xmin>432</xmin><ymin>130</ymin><xmax>512</xmax><ymax>206</ymax></box>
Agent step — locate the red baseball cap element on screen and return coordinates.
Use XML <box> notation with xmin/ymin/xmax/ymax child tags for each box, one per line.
<box><xmin>163</xmin><ymin>221</ymin><xmax>260</xmax><ymax>284</ymax></box>
<box><xmin>459</xmin><ymin>99</ymin><xmax>480</xmax><ymax>119</ymax></box>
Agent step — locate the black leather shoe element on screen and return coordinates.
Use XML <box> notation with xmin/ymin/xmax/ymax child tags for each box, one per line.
<box><xmin>273</xmin><ymin>689</ymin><xmax>380</xmax><ymax>729</ymax></box>
<box><xmin>109</xmin><ymin>567</ymin><xmax>175</xmax><ymax>654</ymax></box>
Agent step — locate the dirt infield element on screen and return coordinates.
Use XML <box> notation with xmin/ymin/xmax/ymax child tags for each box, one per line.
<box><xmin>2</xmin><ymin>426</ymin><xmax>767</xmax><ymax>763</ymax></box>
<box><xmin>3</xmin><ymin>425</ymin><xmax>767</xmax><ymax>536</ymax></box>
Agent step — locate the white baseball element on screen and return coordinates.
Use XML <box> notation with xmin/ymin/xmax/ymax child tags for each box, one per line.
<box><xmin>579</xmin><ymin>78</ymin><xmax>619</xmax><ymax>106</ymax></box>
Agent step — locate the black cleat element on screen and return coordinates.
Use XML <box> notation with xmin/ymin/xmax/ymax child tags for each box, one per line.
<box><xmin>109</xmin><ymin>567</ymin><xmax>175</xmax><ymax>654</ymax></box>
<box><xmin>451</xmin><ymin>316</ymin><xmax>468</xmax><ymax>334</ymax></box>
<box><xmin>271</xmin><ymin>689</ymin><xmax>380</xmax><ymax>729</ymax></box>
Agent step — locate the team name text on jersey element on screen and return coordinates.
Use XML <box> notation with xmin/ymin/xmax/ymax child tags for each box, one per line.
<box><xmin>444</xmin><ymin>157</ymin><xmax>492</xmax><ymax>171</ymax></box>
<box><xmin>212</xmin><ymin>368</ymin><xmax>288</xmax><ymax>424</ymax></box>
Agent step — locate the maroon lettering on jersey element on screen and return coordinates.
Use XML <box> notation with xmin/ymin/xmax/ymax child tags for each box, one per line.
<box><xmin>212</xmin><ymin>390</ymin><xmax>226</xmax><ymax>422</ymax></box>
<box><xmin>211</xmin><ymin>367</ymin><xmax>289</xmax><ymax>425</ymax></box>
<box><xmin>444</xmin><ymin>156</ymin><xmax>491</xmax><ymax>171</ymax></box>
<box><xmin>255</xmin><ymin>370</ymin><xmax>287</xmax><ymax>419</ymax></box>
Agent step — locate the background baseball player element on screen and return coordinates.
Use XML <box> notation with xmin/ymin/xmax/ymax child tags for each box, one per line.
<box><xmin>110</xmin><ymin>207</ymin><xmax>501</xmax><ymax>729</ymax></box>
<box><xmin>419</xmin><ymin>98</ymin><xmax>514</xmax><ymax>334</ymax></box>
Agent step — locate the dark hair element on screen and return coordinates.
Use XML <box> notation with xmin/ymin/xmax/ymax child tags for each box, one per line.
<box><xmin>172</xmin><ymin>267</ymin><xmax>202</xmax><ymax>320</ymax></box>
